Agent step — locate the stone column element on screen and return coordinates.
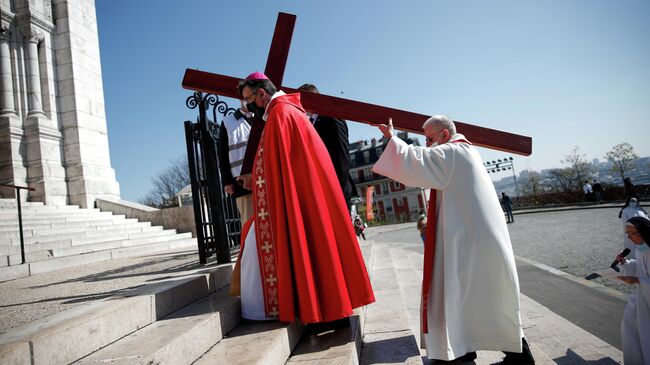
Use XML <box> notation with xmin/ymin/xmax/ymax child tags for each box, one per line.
<box><xmin>23</xmin><ymin>31</ymin><xmax>44</xmax><ymax>116</ymax></box>
<box><xmin>53</xmin><ymin>0</ymin><xmax>120</xmax><ymax>207</ymax></box>
<box><xmin>0</xmin><ymin>29</ymin><xmax>16</xmax><ymax>116</ymax></box>
<box><xmin>0</xmin><ymin>26</ymin><xmax>27</xmax><ymax>199</ymax></box>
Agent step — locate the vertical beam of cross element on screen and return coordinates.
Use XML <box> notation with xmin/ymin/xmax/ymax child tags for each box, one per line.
<box><xmin>263</xmin><ymin>12</ymin><xmax>296</xmax><ymax>87</ymax></box>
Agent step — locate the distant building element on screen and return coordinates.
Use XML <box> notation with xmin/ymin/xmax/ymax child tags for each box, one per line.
<box><xmin>349</xmin><ymin>132</ymin><xmax>428</xmax><ymax>223</ymax></box>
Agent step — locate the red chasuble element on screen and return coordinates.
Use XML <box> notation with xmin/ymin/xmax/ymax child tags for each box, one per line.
<box><xmin>248</xmin><ymin>92</ymin><xmax>375</xmax><ymax>324</ymax></box>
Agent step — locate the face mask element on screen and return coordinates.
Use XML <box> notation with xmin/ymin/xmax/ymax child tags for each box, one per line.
<box><xmin>637</xmin><ymin>243</ymin><xmax>650</xmax><ymax>252</ymax></box>
<box><xmin>246</xmin><ymin>102</ymin><xmax>257</xmax><ymax>116</ymax></box>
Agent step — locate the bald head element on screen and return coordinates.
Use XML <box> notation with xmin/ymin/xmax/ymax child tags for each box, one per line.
<box><xmin>422</xmin><ymin>115</ymin><xmax>456</xmax><ymax>135</ymax></box>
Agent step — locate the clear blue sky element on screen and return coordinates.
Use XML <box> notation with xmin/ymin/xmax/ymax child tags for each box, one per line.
<box><xmin>96</xmin><ymin>0</ymin><xmax>650</xmax><ymax>202</ymax></box>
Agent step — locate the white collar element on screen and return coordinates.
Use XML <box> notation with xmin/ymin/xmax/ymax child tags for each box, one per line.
<box><xmin>448</xmin><ymin>133</ymin><xmax>468</xmax><ymax>143</ymax></box>
<box><xmin>262</xmin><ymin>90</ymin><xmax>286</xmax><ymax>121</ymax></box>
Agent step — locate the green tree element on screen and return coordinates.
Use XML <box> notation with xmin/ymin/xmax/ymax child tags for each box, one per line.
<box><xmin>561</xmin><ymin>146</ymin><xmax>593</xmax><ymax>190</ymax></box>
<box><xmin>605</xmin><ymin>143</ymin><xmax>638</xmax><ymax>183</ymax></box>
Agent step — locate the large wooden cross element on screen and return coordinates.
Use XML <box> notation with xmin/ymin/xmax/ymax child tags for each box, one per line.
<box><xmin>182</xmin><ymin>12</ymin><xmax>532</xmax><ymax>156</ymax></box>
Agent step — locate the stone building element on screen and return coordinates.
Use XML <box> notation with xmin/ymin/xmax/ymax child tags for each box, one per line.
<box><xmin>0</xmin><ymin>0</ymin><xmax>119</xmax><ymax>207</ymax></box>
<box><xmin>350</xmin><ymin>132</ymin><xmax>428</xmax><ymax>223</ymax></box>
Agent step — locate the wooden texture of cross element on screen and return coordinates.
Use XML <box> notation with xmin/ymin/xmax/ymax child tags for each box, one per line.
<box><xmin>182</xmin><ymin>12</ymin><xmax>532</xmax><ymax>156</ymax></box>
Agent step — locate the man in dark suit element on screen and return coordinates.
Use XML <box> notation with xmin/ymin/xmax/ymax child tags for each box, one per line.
<box><xmin>298</xmin><ymin>83</ymin><xmax>357</xmax><ymax>211</ymax></box>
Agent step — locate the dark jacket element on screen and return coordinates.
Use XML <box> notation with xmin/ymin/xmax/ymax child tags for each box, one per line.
<box><xmin>313</xmin><ymin>115</ymin><xmax>357</xmax><ymax>204</ymax></box>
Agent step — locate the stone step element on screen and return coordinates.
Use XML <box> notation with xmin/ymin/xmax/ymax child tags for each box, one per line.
<box><xmin>0</xmin><ymin>235</ymin><xmax>197</xmax><ymax>281</ymax></box>
<box><xmin>50</xmin><ymin>231</ymin><xmax>190</xmax><ymax>258</ymax></box>
<box><xmin>0</xmin><ymin>201</ymin><xmax>45</xmax><ymax>209</ymax></box>
<box><xmin>0</xmin><ymin>206</ymin><xmax>89</xmax><ymax>217</ymax></box>
<box><xmin>194</xmin><ymin>320</ymin><xmax>303</xmax><ymax>365</ymax></box>
<box><xmin>0</xmin><ymin>217</ymin><xmax>136</xmax><ymax>234</ymax></box>
<box><xmin>0</xmin><ymin>225</ymin><xmax>163</xmax><ymax>253</ymax></box>
<box><xmin>519</xmin><ymin>294</ymin><xmax>623</xmax><ymax>364</ymax></box>
<box><xmin>0</xmin><ymin>218</ymin><xmax>141</xmax><ymax>245</ymax></box>
<box><xmin>4</xmin><ymin>225</ymin><xmax>170</xmax><ymax>247</ymax></box>
<box><xmin>360</xmin><ymin>243</ymin><xmax>422</xmax><ymax>364</ymax></box>
<box><xmin>384</xmin><ymin>243</ymin><xmax>623</xmax><ymax>364</ymax></box>
<box><xmin>0</xmin><ymin>264</ymin><xmax>234</xmax><ymax>365</ymax></box>
<box><xmin>287</xmin><ymin>310</ymin><xmax>364</xmax><ymax>365</ymax></box>
<box><xmin>0</xmin><ymin>209</ymin><xmax>112</xmax><ymax>226</ymax></box>
<box><xmin>75</xmin><ymin>287</ymin><xmax>240</xmax><ymax>365</ymax></box>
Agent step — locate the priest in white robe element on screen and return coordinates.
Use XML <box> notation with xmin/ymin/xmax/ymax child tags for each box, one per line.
<box><xmin>372</xmin><ymin>115</ymin><xmax>534</xmax><ymax>364</ymax></box>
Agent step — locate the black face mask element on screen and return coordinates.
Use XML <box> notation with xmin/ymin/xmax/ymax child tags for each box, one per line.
<box><xmin>246</xmin><ymin>102</ymin><xmax>265</xmax><ymax>119</ymax></box>
<box><xmin>246</xmin><ymin>101</ymin><xmax>257</xmax><ymax>116</ymax></box>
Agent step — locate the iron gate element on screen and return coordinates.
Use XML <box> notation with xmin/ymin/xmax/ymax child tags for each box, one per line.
<box><xmin>184</xmin><ymin>92</ymin><xmax>243</xmax><ymax>264</ymax></box>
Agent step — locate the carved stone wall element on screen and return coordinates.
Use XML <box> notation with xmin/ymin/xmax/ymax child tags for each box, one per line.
<box><xmin>0</xmin><ymin>0</ymin><xmax>120</xmax><ymax>207</ymax></box>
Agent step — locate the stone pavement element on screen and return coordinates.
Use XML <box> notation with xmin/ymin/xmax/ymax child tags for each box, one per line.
<box><xmin>0</xmin><ymin>209</ymin><xmax>630</xmax><ymax>364</ymax></box>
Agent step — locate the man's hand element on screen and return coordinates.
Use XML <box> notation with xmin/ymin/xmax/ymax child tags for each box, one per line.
<box><xmin>377</xmin><ymin>118</ymin><xmax>395</xmax><ymax>139</ymax></box>
<box><xmin>617</xmin><ymin>276</ymin><xmax>639</xmax><ymax>284</ymax></box>
<box><xmin>224</xmin><ymin>184</ymin><xmax>235</xmax><ymax>195</ymax></box>
<box><xmin>236</xmin><ymin>174</ymin><xmax>253</xmax><ymax>190</ymax></box>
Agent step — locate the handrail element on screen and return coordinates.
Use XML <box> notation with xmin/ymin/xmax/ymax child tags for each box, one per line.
<box><xmin>0</xmin><ymin>183</ymin><xmax>35</xmax><ymax>191</ymax></box>
<box><xmin>1</xmin><ymin>183</ymin><xmax>35</xmax><ymax>264</ymax></box>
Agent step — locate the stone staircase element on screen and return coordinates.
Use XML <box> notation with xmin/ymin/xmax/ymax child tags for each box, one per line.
<box><xmin>0</xmin><ymin>199</ymin><xmax>196</xmax><ymax>282</ymax></box>
<box><xmin>0</xmin><ymin>238</ymin><xmax>373</xmax><ymax>365</ymax></box>
<box><xmin>0</xmin><ymin>230</ymin><xmax>624</xmax><ymax>364</ymax></box>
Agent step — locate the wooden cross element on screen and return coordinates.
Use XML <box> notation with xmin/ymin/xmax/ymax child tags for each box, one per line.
<box><xmin>182</xmin><ymin>12</ymin><xmax>532</xmax><ymax>156</ymax></box>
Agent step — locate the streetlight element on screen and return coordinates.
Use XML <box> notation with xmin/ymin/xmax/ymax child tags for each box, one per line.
<box><xmin>484</xmin><ymin>156</ymin><xmax>519</xmax><ymax>197</ymax></box>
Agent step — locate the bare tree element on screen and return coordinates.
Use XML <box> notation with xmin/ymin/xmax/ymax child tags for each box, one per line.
<box><xmin>605</xmin><ymin>143</ymin><xmax>638</xmax><ymax>183</ymax></box>
<box><xmin>546</xmin><ymin>168</ymin><xmax>574</xmax><ymax>193</ymax></box>
<box><xmin>561</xmin><ymin>146</ymin><xmax>593</xmax><ymax>190</ymax></box>
<box><xmin>139</xmin><ymin>155</ymin><xmax>190</xmax><ymax>208</ymax></box>
<box><xmin>519</xmin><ymin>170</ymin><xmax>544</xmax><ymax>197</ymax></box>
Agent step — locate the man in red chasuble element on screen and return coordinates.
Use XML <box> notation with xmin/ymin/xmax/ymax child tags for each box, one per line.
<box><xmin>234</xmin><ymin>72</ymin><xmax>375</xmax><ymax>324</ymax></box>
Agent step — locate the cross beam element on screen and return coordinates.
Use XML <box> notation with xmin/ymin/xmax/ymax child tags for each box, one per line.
<box><xmin>181</xmin><ymin>12</ymin><xmax>532</xmax><ymax>156</ymax></box>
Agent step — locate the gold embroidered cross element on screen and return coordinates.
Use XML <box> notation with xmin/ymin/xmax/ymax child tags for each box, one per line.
<box><xmin>256</xmin><ymin>176</ymin><xmax>266</xmax><ymax>189</ymax></box>
<box><xmin>262</xmin><ymin>241</ymin><xmax>272</xmax><ymax>254</ymax></box>
<box><xmin>266</xmin><ymin>274</ymin><xmax>277</xmax><ymax>286</ymax></box>
<box><xmin>269</xmin><ymin>306</ymin><xmax>279</xmax><ymax>316</ymax></box>
<box><xmin>258</xmin><ymin>208</ymin><xmax>269</xmax><ymax>220</ymax></box>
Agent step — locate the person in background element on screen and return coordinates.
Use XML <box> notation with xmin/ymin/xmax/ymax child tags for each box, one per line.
<box><xmin>615</xmin><ymin>216</ymin><xmax>650</xmax><ymax>365</ymax></box>
<box><xmin>621</xmin><ymin>198</ymin><xmax>649</xmax><ymax>260</ymax></box>
<box><xmin>592</xmin><ymin>180</ymin><xmax>604</xmax><ymax>204</ymax></box>
<box><xmin>619</xmin><ymin>177</ymin><xmax>641</xmax><ymax>219</ymax></box>
<box><xmin>583</xmin><ymin>181</ymin><xmax>593</xmax><ymax>202</ymax></box>
<box><xmin>298</xmin><ymin>83</ymin><xmax>357</xmax><ymax>211</ymax></box>
<box><xmin>218</xmin><ymin>101</ymin><xmax>253</xmax><ymax>222</ymax></box>
<box><xmin>501</xmin><ymin>192</ymin><xmax>514</xmax><ymax>224</ymax></box>
<box><xmin>354</xmin><ymin>215</ymin><xmax>366</xmax><ymax>241</ymax></box>
<box><xmin>417</xmin><ymin>209</ymin><xmax>427</xmax><ymax>242</ymax></box>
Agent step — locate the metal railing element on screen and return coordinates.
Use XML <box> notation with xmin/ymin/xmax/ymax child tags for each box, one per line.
<box><xmin>184</xmin><ymin>92</ymin><xmax>242</xmax><ymax>264</ymax></box>
<box><xmin>0</xmin><ymin>183</ymin><xmax>36</xmax><ymax>264</ymax></box>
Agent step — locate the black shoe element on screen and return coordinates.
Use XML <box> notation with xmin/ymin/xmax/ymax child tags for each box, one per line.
<box><xmin>305</xmin><ymin>317</ymin><xmax>350</xmax><ymax>334</ymax></box>
<box><xmin>500</xmin><ymin>338</ymin><xmax>535</xmax><ymax>365</ymax></box>
<box><xmin>435</xmin><ymin>352</ymin><xmax>477</xmax><ymax>363</ymax></box>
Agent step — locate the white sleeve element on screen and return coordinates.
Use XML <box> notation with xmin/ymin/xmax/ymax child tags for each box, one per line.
<box><xmin>372</xmin><ymin>137</ymin><xmax>454</xmax><ymax>189</ymax></box>
<box><xmin>620</xmin><ymin>259</ymin><xmax>637</xmax><ymax>276</ymax></box>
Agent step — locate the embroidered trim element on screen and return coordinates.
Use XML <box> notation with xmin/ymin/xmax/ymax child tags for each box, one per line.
<box><xmin>253</xmin><ymin>138</ymin><xmax>279</xmax><ymax>318</ymax></box>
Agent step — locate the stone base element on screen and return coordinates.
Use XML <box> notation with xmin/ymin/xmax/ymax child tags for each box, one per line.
<box><xmin>23</xmin><ymin>115</ymin><xmax>68</xmax><ymax>205</ymax></box>
<box><xmin>0</xmin><ymin>115</ymin><xmax>27</xmax><ymax>200</ymax></box>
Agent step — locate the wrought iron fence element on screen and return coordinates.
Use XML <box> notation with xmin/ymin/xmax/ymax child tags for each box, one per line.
<box><xmin>184</xmin><ymin>92</ymin><xmax>242</xmax><ymax>264</ymax></box>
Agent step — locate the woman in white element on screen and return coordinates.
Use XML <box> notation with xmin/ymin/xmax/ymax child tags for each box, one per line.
<box><xmin>620</xmin><ymin>198</ymin><xmax>649</xmax><ymax>259</ymax></box>
<box><xmin>616</xmin><ymin>216</ymin><xmax>650</xmax><ymax>364</ymax></box>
